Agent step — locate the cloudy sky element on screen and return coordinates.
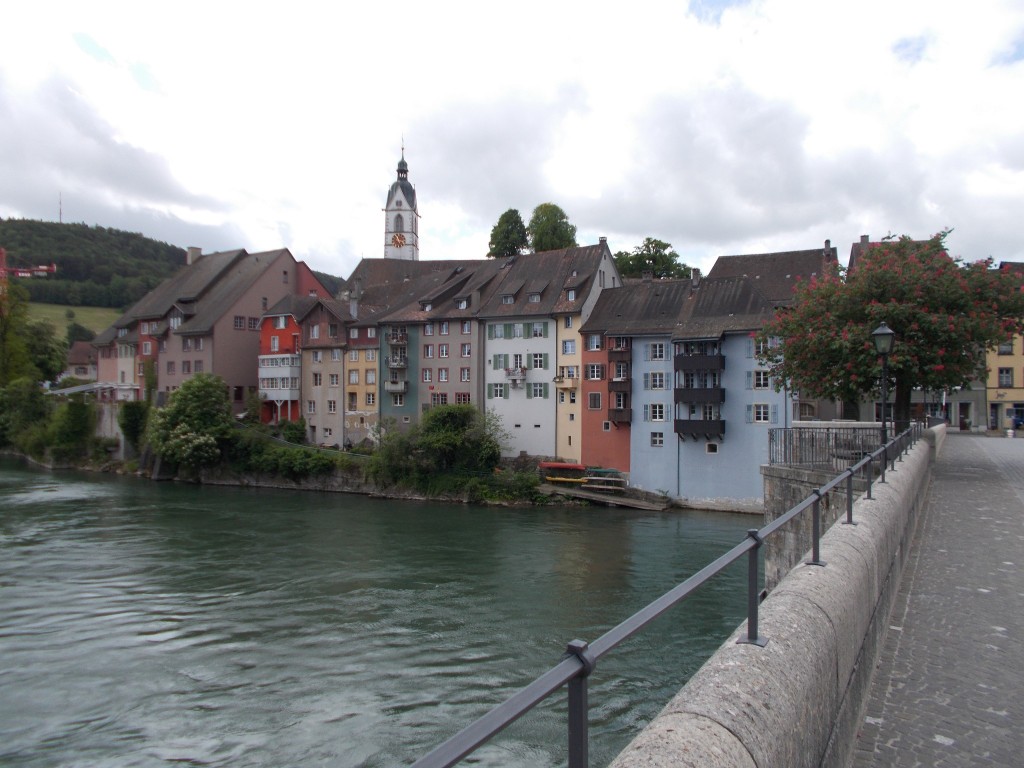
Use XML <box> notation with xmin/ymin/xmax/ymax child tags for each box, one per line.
<box><xmin>2</xmin><ymin>1</ymin><xmax>1022</xmax><ymax>279</ymax></box>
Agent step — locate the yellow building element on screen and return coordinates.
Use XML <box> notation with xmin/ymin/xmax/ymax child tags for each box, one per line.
<box><xmin>986</xmin><ymin>334</ymin><xmax>1024</xmax><ymax>430</ymax></box>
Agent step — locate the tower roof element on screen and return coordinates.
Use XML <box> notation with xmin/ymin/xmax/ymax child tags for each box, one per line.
<box><xmin>386</xmin><ymin>152</ymin><xmax>417</xmax><ymax>211</ymax></box>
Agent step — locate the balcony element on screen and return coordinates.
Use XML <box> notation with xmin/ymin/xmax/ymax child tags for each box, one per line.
<box><xmin>674</xmin><ymin>387</ymin><xmax>725</xmax><ymax>405</ymax></box>
<box><xmin>505</xmin><ymin>367</ymin><xmax>526</xmax><ymax>381</ymax></box>
<box><xmin>386</xmin><ymin>356</ymin><xmax>408</xmax><ymax>369</ymax></box>
<box><xmin>608</xmin><ymin>348</ymin><xmax>631</xmax><ymax>363</ymax></box>
<box><xmin>674</xmin><ymin>354</ymin><xmax>725</xmax><ymax>372</ymax></box>
<box><xmin>259</xmin><ymin>387</ymin><xmax>300</xmax><ymax>402</ymax></box>
<box><xmin>388</xmin><ymin>333</ymin><xmax>408</xmax><ymax>345</ymax></box>
<box><xmin>553</xmin><ymin>375</ymin><xmax>579</xmax><ymax>389</ymax></box>
<box><xmin>609</xmin><ymin>378</ymin><xmax>631</xmax><ymax>393</ymax></box>
<box><xmin>608</xmin><ymin>407</ymin><xmax>631</xmax><ymax>424</ymax></box>
<box><xmin>384</xmin><ymin>380</ymin><xmax>408</xmax><ymax>394</ymax></box>
<box><xmin>674</xmin><ymin>419</ymin><xmax>726</xmax><ymax>438</ymax></box>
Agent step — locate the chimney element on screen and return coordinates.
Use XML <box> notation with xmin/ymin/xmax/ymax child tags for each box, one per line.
<box><xmin>691</xmin><ymin>267</ymin><xmax>701</xmax><ymax>288</ymax></box>
<box><xmin>824</xmin><ymin>239</ymin><xmax>831</xmax><ymax>256</ymax></box>
<box><xmin>861</xmin><ymin>234</ymin><xmax>870</xmax><ymax>247</ymax></box>
<box><xmin>642</xmin><ymin>270</ymin><xmax>653</xmax><ymax>282</ymax></box>
<box><xmin>349</xmin><ymin>279</ymin><xmax>362</xmax><ymax>319</ymax></box>
<box><xmin>599</xmin><ymin>236</ymin><xmax>607</xmax><ymax>245</ymax></box>
<box><xmin>186</xmin><ymin>246</ymin><xmax>202</xmax><ymax>266</ymax></box>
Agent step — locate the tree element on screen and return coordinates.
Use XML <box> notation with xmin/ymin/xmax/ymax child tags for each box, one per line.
<box><xmin>488</xmin><ymin>208</ymin><xmax>529</xmax><ymax>258</ymax></box>
<box><xmin>0</xmin><ymin>282</ymin><xmax>34</xmax><ymax>386</ymax></box>
<box><xmin>66</xmin><ymin>322</ymin><xmax>96</xmax><ymax>344</ymax></box>
<box><xmin>614</xmin><ymin>238</ymin><xmax>692</xmax><ymax>279</ymax></box>
<box><xmin>758</xmin><ymin>232</ymin><xmax>1024</xmax><ymax>427</ymax></box>
<box><xmin>146</xmin><ymin>373</ymin><xmax>235</xmax><ymax>469</ymax></box>
<box><xmin>527</xmin><ymin>203</ymin><xmax>577</xmax><ymax>252</ymax></box>
<box><xmin>24</xmin><ymin>319</ymin><xmax>68</xmax><ymax>383</ymax></box>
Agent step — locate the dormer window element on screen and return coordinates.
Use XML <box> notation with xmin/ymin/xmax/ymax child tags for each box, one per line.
<box><xmin>422</xmin><ymin>303</ymin><xmax>432</xmax><ymax>312</ymax></box>
<box><xmin>456</xmin><ymin>298</ymin><xmax>468</xmax><ymax>309</ymax></box>
<box><xmin>567</xmin><ymin>289</ymin><xmax>577</xmax><ymax>301</ymax></box>
<box><xmin>528</xmin><ymin>293</ymin><xmax>541</xmax><ymax>303</ymax></box>
<box><xmin>501</xmin><ymin>295</ymin><xmax>514</xmax><ymax>304</ymax></box>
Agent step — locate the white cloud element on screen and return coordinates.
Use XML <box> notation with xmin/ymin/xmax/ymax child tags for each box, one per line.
<box><xmin>0</xmin><ymin>0</ymin><xmax>1022</xmax><ymax>280</ymax></box>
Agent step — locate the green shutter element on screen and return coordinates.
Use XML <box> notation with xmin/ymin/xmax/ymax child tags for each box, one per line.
<box><xmin>493</xmin><ymin>354</ymin><xmax>500</xmax><ymax>370</ymax></box>
<box><xmin>503</xmin><ymin>354</ymin><xmax>510</xmax><ymax>369</ymax></box>
<box><xmin>488</xmin><ymin>325</ymin><xmax>494</xmax><ymax>340</ymax></box>
<box><xmin>542</xmin><ymin>353</ymin><xmax>549</xmax><ymax>370</ymax></box>
<box><xmin>487</xmin><ymin>383</ymin><xmax>494</xmax><ymax>399</ymax></box>
<box><xmin>503</xmin><ymin>386</ymin><xmax>510</xmax><ymax>400</ymax></box>
<box><xmin>504</xmin><ymin>323</ymin><xmax>513</xmax><ymax>339</ymax></box>
<box><xmin>526</xmin><ymin>384</ymin><xmax>533</xmax><ymax>399</ymax></box>
<box><xmin>542</xmin><ymin>322</ymin><xmax>549</xmax><ymax>338</ymax></box>
<box><xmin>542</xmin><ymin>383</ymin><xmax>549</xmax><ymax>399</ymax></box>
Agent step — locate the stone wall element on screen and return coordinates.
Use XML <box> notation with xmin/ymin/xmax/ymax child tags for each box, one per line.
<box><xmin>609</xmin><ymin>425</ymin><xmax>942</xmax><ymax>768</ymax></box>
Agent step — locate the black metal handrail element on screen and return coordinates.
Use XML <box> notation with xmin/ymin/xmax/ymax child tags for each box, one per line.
<box><xmin>410</xmin><ymin>423</ymin><xmax>925</xmax><ymax>768</ymax></box>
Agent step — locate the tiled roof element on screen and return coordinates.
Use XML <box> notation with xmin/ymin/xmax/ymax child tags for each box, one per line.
<box><xmin>706</xmin><ymin>243</ymin><xmax>838</xmax><ymax>304</ymax></box>
<box><xmin>673</xmin><ymin>276</ymin><xmax>776</xmax><ymax>339</ymax></box>
<box><xmin>581</xmin><ymin>279</ymin><xmax>693</xmax><ymax>336</ymax></box>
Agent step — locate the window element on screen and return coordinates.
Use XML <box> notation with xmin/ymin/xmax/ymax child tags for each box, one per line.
<box><xmin>439</xmin><ymin>343</ymin><xmax>449</xmax><ymax>358</ymax></box>
<box><xmin>615</xmin><ymin>391</ymin><xmax>628</xmax><ymax>409</ymax></box>
<box><xmin>706</xmin><ymin>443</ymin><xmax>719</xmax><ymax>454</ymax></box>
<box><xmin>196</xmin><ymin>337</ymin><xmax>203</xmax><ymax>351</ymax></box>
<box><xmin>349</xmin><ymin>350</ymin><xmax>359</xmax><ymax>362</ymax></box>
<box><xmin>194</xmin><ymin>360</ymin><xmax>203</xmax><ymax>373</ymax></box>
<box><xmin>562</xmin><ymin>340</ymin><xmax>576</xmax><ymax>355</ymax></box>
<box><xmin>392</xmin><ymin>393</ymin><xmax>405</xmax><ymax>407</ymax></box>
<box><xmin>651</xmin><ymin>432</ymin><xmax>664</xmax><ymax>447</ymax></box>
<box><xmin>329</xmin><ymin>373</ymin><xmax>339</xmax><ymax>386</ymax></box>
<box><xmin>234</xmin><ymin>316</ymin><xmax>245</xmax><ymax>330</ymax></box>
<box><xmin>350</xmin><ymin>327</ymin><xmax>359</xmax><ymax>339</ymax></box>
<box><xmin>275</xmin><ymin>316</ymin><xmax>287</xmax><ymax>330</ymax></box>
<box><xmin>182</xmin><ymin>337</ymin><xmax>192</xmax><ymax>352</ymax></box>
<box><xmin>564</xmin><ymin>316</ymin><xmax>573</xmax><ymax>329</ymax></box>
<box><xmin>588</xmin><ymin>392</ymin><xmax>601</xmax><ymax>409</ymax></box>
<box><xmin>460</xmin><ymin>367</ymin><xmax>471</xmax><ymax>382</ymax></box>
<box><xmin>438</xmin><ymin>368</ymin><xmax>449</xmax><ymax>382</ymax></box>
<box><xmin>422</xmin><ymin>323</ymin><xmax>433</xmax><ymax>337</ymax></box>
<box><xmin>456</xmin><ymin>392</ymin><xmax>471</xmax><ymax>405</ymax></box>
<box><xmin>647</xmin><ymin>372</ymin><xmax>665</xmax><ymax>389</ymax></box>
<box><xmin>312</xmin><ymin>351</ymin><xmax>322</xmax><ymax>363</ymax></box>
<box><xmin>567</xmin><ymin>289</ymin><xmax>577</xmax><ymax>301</ymax></box>
<box><xmin>754</xmin><ymin>371</ymin><xmax>770</xmax><ymax>389</ymax></box>
<box><xmin>367</xmin><ymin>327</ymin><xmax>376</xmax><ymax>339</ymax></box>
<box><xmin>440</xmin><ymin>321</ymin><xmax>449</xmax><ymax>335</ymax></box>
<box><xmin>421</xmin><ymin>369</ymin><xmax>431</xmax><ymax>383</ymax></box>
<box><xmin>586</xmin><ymin>364</ymin><xmax>604</xmax><ymax>380</ymax></box>
<box><xmin>366</xmin><ymin>349</ymin><xmax>376</xmax><ymax>362</ymax></box>
<box><xmin>491</xmin><ymin>324</ymin><xmax>504</xmax><ymax>339</ymax></box>
<box><xmin>490</xmin><ymin>383</ymin><xmax>507</xmax><ymax>399</ymax></box>
<box><xmin>587</xmin><ymin>334</ymin><xmax>602</xmax><ymax>351</ymax></box>
<box><xmin>270</xmin><ymin>336</ymin><xmax>279</xmax><ymax>352</ymax></box>
<box><xmin>282</xmin><ymin>270</ymin><xmax>289</xmax><ymax>284</ymax></box>
<box><xmin>307</xmin><ymin>400</ymin><xmax>316</xmax><ymax>415</ymax></box>
<box><xmin>366</xmin><ymin>392</ymin><xmax>376</xmax><ymax>406</ymax></box>
<box><xmin>142</xmin><ymin>341</ymin><xmax>151</xmax><ymax>355</ymax></box>
<box><xmin>461</xmin><ymin>320</ymin><xmax>472</xmax><ymax>334</ymax></box>
<box><xmin>423</xmin><ymin>345</ymin><xmax>434</xmax><ymax>358</ymax></box>
<box><xmin>431</xmin><ymin>393</ymin><xmax>448</xmax><ymax>406</ymax></box>
<box><xmin>329</xmin><ymin>323</ymin><xmax>338</xmax><ymax>338</ymax></box>
<box><xmin>502</xmin><ymin>294</ymin><xmax>514</xmax><ymax>304</ymax></box>
<box><xmin>331</xmin><ymin>349</ymin><xmax>341</xmax><ymax>361</ymax></box>
<box><xmin>313</xmin><ymin>373</ymin><xmax>322</xmax><ymax>386</ymax></box>
<box><xmin>461</xmin><ymin>343</ymin><xmax>472</xmax><ymax>357</ymax></box>
<box><xmin>532</xmin><ymin>322</ymin><xmax>546</xmax><ymax>338</ymax></box>
<box><xmin>528</xmin><ymin>293</ymin><xmax>541</xmax><ymax>303</ymax></box>
<box><xmin>182</xmin><ymin>361</ymin><xmax>191</xmax><ymax>374</ymax></box>
<box><xmin>248</xmin><ymin>317</ymin><xmax>259</xmax><ymax>331</ymax></box>
<box><xmin>754</xmin><ymin>404</ymin><xmax>770</xmax><ymax>423</ymax></box>
<box><xmin>998</xmin><ymin>368</ymin><xmax>1014</xmax><ymax>387</ymax></box>
<box><xmin>456</xmin><ymin>299</ymin><xmax>468</xmax><ymax>309</ymax></box>
<box><xmin>349</xmin><ymin>370</ymin><xmax>359</xmax><ymax>384</ymax></box>
<box><xmin>328</xmin><ymin>400</ymin><xmax>337</xmax><ymax>414</ymax></box>
<box><xmin>166</xmin><ymin>361</ymin><xmax>175</xmax><ymax>375</ymax></box>
<box><xmin>569</xmin><ymin>390</ymin><xmax>577</xmax><ymax>404</ymax></box>
<box><xmin>532</xmin><ymin>353</ymin><xmax>545</xmax><ymax>369</ymax></box>
<box><xmin>647</xmin><ymin>403</ymin><xmax>665</xmax><ymax>421</ymax></box>
<box><xmin>366</xmin><ymin>369</ymin><xmax>376</xmax><ymax>384</ymax></box>
<box><xmin>530</xmin><ymin>382</ymin><xmax>546</xmax><ymax>398</ymax></box>
<box><xmin>648</xmin><ymin>343</ymin><xmax>665</xmax><ymax>360</ymax></box>
<box><xmin>310</xmin><ymin>325</ymin><xmax>320</xmax><ymax>340</ymax></box>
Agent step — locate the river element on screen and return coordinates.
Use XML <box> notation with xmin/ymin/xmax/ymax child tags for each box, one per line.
<box><xmin>0</xmin><ymin>458</ymin><xmax>753</xmax><ymax>767</ymax></box>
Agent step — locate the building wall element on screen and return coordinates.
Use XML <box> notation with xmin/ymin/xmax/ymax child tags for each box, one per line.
<box><xmin>555</xmin><ymin>314</ymin><xmax>583</xmax><ymax>461</ymax></box>
<box><xmin>380</xmin><ymin>324</ymin><xmax>420</xmax><ymax>429</ymax></box>
<box><xmin>344</xmin><ymin>326</ymin><xmax>379</xmax><ymax>445</ymax></box>
<box><xmin>484</xmin><ymin>318</ymin><xmax>556</xmax><ymax>457</ymax></box>
<box><xmin>986</xmin><ymin>334</ymin><xmax>1024</xmax><ymax>429</ymax></box>
<box><xmin>581</xmin><ymin>336</ymin><xmax>630</xmax><ymax>473</ymax></box>
<box><xmin>628</xmin><ymin>335</ymin><xmax>675</xmax><ymax>495</ymax></box>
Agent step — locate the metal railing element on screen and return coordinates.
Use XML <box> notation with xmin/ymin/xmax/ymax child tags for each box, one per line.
<box><xmin>768</xmin><ymin>425</ymin><xmax>883</xmax><ymax>471</ymax></box>
<box><xmin>410</xmin><ymin>422</ymin><xmax>925</xmax><ymax>768</ymax></box>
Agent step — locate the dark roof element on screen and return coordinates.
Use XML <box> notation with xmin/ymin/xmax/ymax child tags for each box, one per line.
<box><xmin>386</xmin><ymin>154</ymin><xmax>417</xmax><ymax>211</ymax></box>
<box><xmin>581</xmin><ymin>279</ymin><xmax>693</xmax><ymax>336</ymax></box>
<box><xmin>344</xmin><ymin>258</ymin><xmax>483</xmax><ymax>325</ymax></box>
<box><xmin>122</xmin><ymin>249</ymin><xmax>247</xmax><ymax>324</ymax></box>
<box><xmin>264</xmin><ymin>293</ymin><xmax>322</xmax><ymax>321</ymax></box>
<box><xmin>673</xmin><ymin>276</ymin><xmax>776</xmax><ymax>339</ymax></box>
<box><xmin>706</xmin><ymin>243</ymin><xmax>838</xmax><ymax>304</ymax></box>
<box><xmin>66</xmin><ymin>340</ymin><xmax>96</xmax><ymax>365</ymax></box>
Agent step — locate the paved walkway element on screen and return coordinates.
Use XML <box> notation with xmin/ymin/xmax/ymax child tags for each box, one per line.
<box><xmin>849</xmin><ymin>433</ymin><xmax>1024</xmax><ymax>767</ymax></box>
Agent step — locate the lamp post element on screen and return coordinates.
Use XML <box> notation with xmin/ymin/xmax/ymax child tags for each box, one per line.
<box><xmin>872</xmin><ymin>322</ymin><xmax>896</xmax><ymax>444</ymax></box>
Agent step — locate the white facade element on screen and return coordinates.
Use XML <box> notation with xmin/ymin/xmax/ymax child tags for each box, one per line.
<box><xmin>383</xmin><ymin>154</ymin><xmax>419</xmax><ymax>260</ymax></box>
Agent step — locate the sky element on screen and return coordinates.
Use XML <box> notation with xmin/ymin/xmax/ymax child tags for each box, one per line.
<box><xmin>1</xmin><ymin>1</ymin><xmax>1023</xmax><ymax>280</ymax></box>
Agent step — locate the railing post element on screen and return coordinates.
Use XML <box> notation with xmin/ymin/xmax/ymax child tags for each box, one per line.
<box><xmin>737</xmin><ymin>529</ymin><xmax>768</xmax><ymax>647</ymax></box>
<box><xmin>879</xmin><ymin>446</ymin><xmax>887</xmax><ymax>483</ymax></box>
<box><xmin>566</xmin><ymin>639</ymin><xmax>596</xmax><ymax>768</ymax></box>
<box><xmin>807</xmin><ymin>490</ymin><xmax>827</xmax><ymax>567</ymax></box>
<box><xmin>865</xmin><ymin>455</ymin><xmax>873</xmax><ymax>499</ymax></box>
<box><xmin>843</xmin><ymin>470</ymin><xmax>856</xmax><ymax>525</ymax></box>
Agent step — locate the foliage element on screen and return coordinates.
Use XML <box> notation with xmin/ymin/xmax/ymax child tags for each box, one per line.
<box><xmin>118</xmin><ymin>401</ymin><xmax>151</xmax><ymax>454</ymax></box>
<box><xmin>0</xmin><ymin>282</ymin><xmax>35</xmax><ymax>386</ymax></box>
<box><xmin>758</xmin><ymin>232</ymin><xmax>1024</xmax><ymax>425</ymax></box>
<box><xmin>488</xmin><ymin>208</ymin><xmax>529</xmax><ymax>258</ymax></box>
<box><xmin>280</xmin><ymin>418</ymin><xmax>307</xmax><ymax>444</ymax></box>
<box><xmin>228</xmin><ymin>427</ymin><xmax>343</xmax><ymax>480</ymax></box>
<box><xmin>142</xmin><ymin>358</ymin><xmax>157</xmax><ymax>404</ymax></box>
<box><xmin>146</xmin><ymin>373</ymin><xmax>234</xmax><ymax>469</ymax></box>
<box><xmin>47</xmin><ymin>399</ymin><xmax>95</xmax><ymax>462</ymax></box>
<box><xmin>527</xmin><ymin>203</ymin><xmax>577</xmax><ymax>252</ymax></box>
<box><xmin>241</xmin><ymin>390</ymin><xmax>264</xmax><ymax>424</ymax></box>
<box><xmin>24</xmin><ymin>319</ymin><xmax>68</xmax><ymax>383</ymax></box>
<box><xmin>66</xmin><ymin>322</ymin><xmax>96</xmax><ymax>344</ymax></box>
<box><xmin>0</xmin><ymin>377</ymin><xmax>50</xmax><ymax>447</ymax></box>
<box><xmin>613</xmin><ymin>238</ymin><xmax>692</xmax><ymax>279</ymax></box>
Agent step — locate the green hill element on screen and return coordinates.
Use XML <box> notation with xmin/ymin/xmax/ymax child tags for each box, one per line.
<box><xmin>1</xmin><ymin>218</ymin><xmax>346</xmax><ymax>310</ymax></box>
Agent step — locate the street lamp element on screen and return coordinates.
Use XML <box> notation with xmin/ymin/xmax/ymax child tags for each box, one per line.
<box><xmin>872</xmin><ymin>322</ymin><xmax>896</xmax><ymax>444</ymax></box>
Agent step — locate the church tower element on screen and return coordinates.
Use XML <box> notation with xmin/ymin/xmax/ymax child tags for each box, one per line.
<box><xmin>383</xmin><ymin>151</ymin><xmax>419</xmax><ymax>260</ymax></box>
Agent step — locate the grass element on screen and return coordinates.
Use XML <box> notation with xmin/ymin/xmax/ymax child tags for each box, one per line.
<box><xmin>28</xmin><ymin>303</ymin><xmax>121</xmax><ymax>334</ymax></box>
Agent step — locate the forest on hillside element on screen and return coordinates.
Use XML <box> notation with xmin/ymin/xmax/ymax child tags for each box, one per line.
<box><xmin>0</xmin><ymin>219</ymin><xmax>345</xmax><ymax>308</ymax></box>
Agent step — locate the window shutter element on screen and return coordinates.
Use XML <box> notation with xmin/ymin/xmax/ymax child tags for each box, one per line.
<box><xmin>542</xmin><ymin>322</ymin><xmax>548</xmax><ymax>338</ymax></box>
<box><xmin>542</xmin><ymin>353</ymin><xmax>549</xmax><ymax>369</ymax></box>
<box><xmin>746</xmin><ymin>371</ymin><xmax>753</xmax><ymax>389</ymax></box>
<box><xmin>643</xmin><ymin>404</ymin><xmax>650</xmax><ymax>422</ymax></box>
<box><xmin>504</xmin><ymin>386</ymin><xmax>510</xmax><ymax>400</ymax></box>
<box><xmin>643</xmin><ymin>372</ymin><xmax>650</xmax><ymax>389</ymax></box>
<box><xmin>487</xmin><ymin>383</ymin><xmax>494</xmax><ymax>399</ymax></box>
<box><xmin>771</xmin><ymin>405</ymin><xmax>779</xmax><ymax>424</ymax></box>
<box><xmin>599</xmin><ymin>364</ymin><xmax>606</xmax><ymax>379</ymax></box>
<box><xmin>542</xmin><ymin>383</ymin><xmax>549</xmax><ymax>399</ymax></box>
<box><xmin>526</xmin><ymin>385</ymin><xmax>533</xmax><ymax>399</ymax></box>
<box><xmin>526</xmin><ymin>355</ymin><xmax>533</xmax><ymax>369</ymax></box>
<box><xmin>504</xmin><ymin>323</ymin><xmax>513</xmax><ymax>339</ymax></box>
<box><xmin>493</xmin><ymin>354</ymin><xmax>500</xmax><ymax>370</ymax></box>
<box><xmin>488</xmin><ymin>325</ymin><xmax>494</xmax><ymax>340</ymax></box>
<box><xmin>503</xmin><ymin>354</ymin><xmax>509</xmax><ymax>368</ymax></box>
<box><xmin>746</xmin><ymin>404</ymin><xmax>754</xmax><ymax>423</ymax></box>
<box><xmin>747</xmin><ymin>338</ymin><xmax>754</xmax><ymax>358</ymax></box>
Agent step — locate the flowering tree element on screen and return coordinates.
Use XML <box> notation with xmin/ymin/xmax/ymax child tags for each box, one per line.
<box><xmin>758</xmin><ymin>232</ymin><xmax>1024</xmax><ymax>426</ymax></box>
<box><xmin>146</xmin><ymin>373</ymin><xmax>235</xmax><ymax>469</ymax></box>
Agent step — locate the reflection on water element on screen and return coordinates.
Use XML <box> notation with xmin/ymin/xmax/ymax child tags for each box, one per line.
<box><xmin>0</xmin><ymin>459</ymin><xmax>752</xmax><ymax>767</ymax></box>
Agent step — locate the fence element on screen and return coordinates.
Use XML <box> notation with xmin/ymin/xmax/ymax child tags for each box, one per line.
<box><xmin>409</xmin><ymin>423</ymin><xmax>925</xmax><ymax>768</ymax></box>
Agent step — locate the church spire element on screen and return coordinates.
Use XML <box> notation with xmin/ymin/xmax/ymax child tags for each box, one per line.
<box><xmin>383</xmin><ymin>146</ymin><xmax>419</xmax><ymax>260</ymax></box>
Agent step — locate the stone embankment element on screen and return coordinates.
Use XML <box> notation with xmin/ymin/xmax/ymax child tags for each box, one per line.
<box><xmin>609</xmin><ymin>426</ymin><xmax>943</xmax><ymax>768</ymax></box>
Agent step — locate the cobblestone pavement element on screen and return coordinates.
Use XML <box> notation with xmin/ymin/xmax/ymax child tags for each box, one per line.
<box><xmin>849</xmin><ymin>433</ymin><xmax>1024</xmax><ymax>767</ymax></box>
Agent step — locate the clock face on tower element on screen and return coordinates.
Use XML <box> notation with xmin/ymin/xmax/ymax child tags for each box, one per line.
<box><xmin>391</xmin><ymin>233</ymin><xmax>406</xmax><ymax>248</ymax></box>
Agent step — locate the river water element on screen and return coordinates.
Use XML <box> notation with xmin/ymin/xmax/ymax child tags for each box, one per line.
<box><xmin>0</xmin><ymin>458</ymin><xmax>753</xmax><ymax>767</ymax></box>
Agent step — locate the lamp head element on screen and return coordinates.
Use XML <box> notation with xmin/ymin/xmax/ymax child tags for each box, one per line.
<box><xmin>872</xmin><ymin>322</ymin><xmax>896</xmax><ymax>355</ymax></box>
